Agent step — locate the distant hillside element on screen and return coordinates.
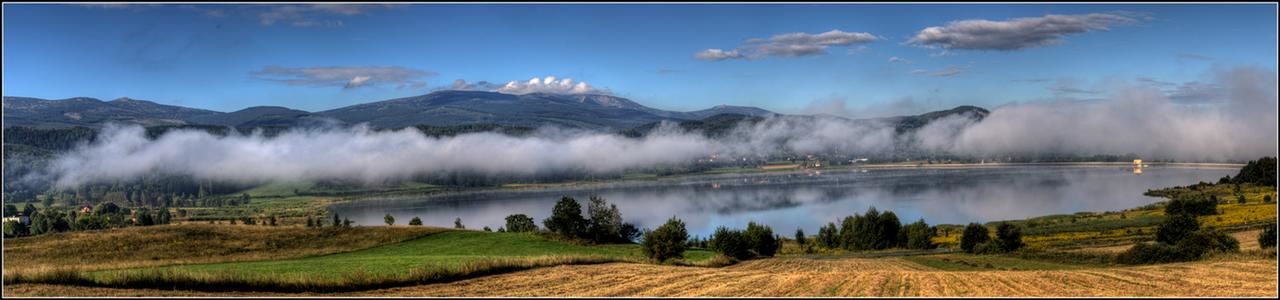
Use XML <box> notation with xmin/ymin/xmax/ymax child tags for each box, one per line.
<box><xmin>2</xmin><ymin>97</ymin><xmax>220</xmax><ymax>128</ymax></box>
<box><xmin>4</xmin><ymin>91</ymin><xmax>778</xmax><ymax>130</ymax></box>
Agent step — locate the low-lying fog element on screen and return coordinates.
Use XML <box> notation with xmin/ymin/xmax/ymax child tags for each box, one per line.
<box><xmin>37</xmin><ymin>67</ymin><xmax>1277</xmax><ymax>188</ymax></box>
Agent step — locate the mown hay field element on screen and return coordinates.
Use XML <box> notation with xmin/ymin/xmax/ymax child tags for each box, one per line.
<box><xmin>351</xmin><ymin>257</ymin><xmax>1278</xmax><ymax>297</ymax></box>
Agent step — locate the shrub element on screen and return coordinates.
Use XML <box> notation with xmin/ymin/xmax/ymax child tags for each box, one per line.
<box><xmin>744</xmin><ymin>222</ymin><xmax>779</xmax><ymax>257</ymax></box>
<box><xmin>960</xmin><ymin>223</ymin><xmax>990</xmax><ymax>253</ymax></box>
<box><xmin>1175</xmin><ymin>228</ymin><xmax>1239</xmax><ymax>259</ymax></box>
<box><xmin>1265</xmin><ymin>195</ymin><xmax>1273</xmax><ymax>203</ymax></box>
<box><xmin>408</xmin><ymin>217</ymin><xmax>423</xmax><ymax>226</ymax></box>
<box><xmin>1260</xmin><ymin>223</ymin><xmax>1277</xmax><ymax>249</ymax></box>
<box><xmin>453</xmin><ymin>217</ymin><xmax>465</xmax><ymax>229</ymax></box>
<box><xmin>973</xmin><ymin>240</ymin><xmax>1006</xmax><ymax>255</ymax></box>
<box><xmin>503</xmin><ymin>214</ymin><xmax>537</xmax><ymax>233</ymax></box>
<box><xmin>641</xmin><ymin>217</ymin><xmax>688</xmax><ymax>262</ymax></box>
<box><xmin>1117</xmin><ymin>242</ymin><xmax>1188</xmax><ymax>264</ymax></box>
<box><xmin>710</xmin><ymin>226</ymin><xmax>750</xmax><ymax>260</ymax></box>
<box><xmin>543</xmin><ymin>196</ymin><xmax>587</xmax><ymax>238</ymax></box>
<box><xmin>995</xmin><ymin>222</ymin><xmax>1024</xmax><ymax>252</ymax></box>
<box><xmin>1155</xmin><ymin>214</ymin><xmax>1200</xmax><ymax>244</ymax></box>
<box><xmin>1165</xmin><ymin>196</ymin><xmax>1217</xmax><ymax>217</ymax></box>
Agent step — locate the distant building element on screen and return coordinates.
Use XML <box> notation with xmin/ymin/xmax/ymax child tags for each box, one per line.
<box><xmin>3</xmin><ymin>212</ymin><xmax>31</xmax><ymax>226</ymax></box>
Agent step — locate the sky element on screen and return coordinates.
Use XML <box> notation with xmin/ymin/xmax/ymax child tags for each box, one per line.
<box><xmin>2</xmin><ymin>3</ymin><xmax>1276</xmax><ymax>117</ymax></box>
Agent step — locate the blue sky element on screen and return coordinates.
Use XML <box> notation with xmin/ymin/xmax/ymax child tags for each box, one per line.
<box><xmin>2</xmin><ymin>3</ymin><xmax>1276</xmax><ymax>115</ymax></box>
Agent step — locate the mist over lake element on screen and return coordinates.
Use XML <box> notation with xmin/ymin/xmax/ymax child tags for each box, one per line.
<box><xmin>333</xmin><ymin>165</ymin><xmax>1236</xmax><ymax>237</ymax></box>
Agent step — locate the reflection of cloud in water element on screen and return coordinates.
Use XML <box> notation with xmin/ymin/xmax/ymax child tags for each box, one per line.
<box><xmin>335</xmin><ymin>166</ymin><xmax>1233</xmax><ymax>236</ymax></box>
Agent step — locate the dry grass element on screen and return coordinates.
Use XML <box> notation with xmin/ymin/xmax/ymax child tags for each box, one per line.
<box><xmin>2</xmin><ymin>223</ymin><xmax>441</xmax><ymax>274</ymax></box>
<box><xmin>350</xmin><ymin>257</ymin><xmax>1278</xmax><ymax>297</ymax></box>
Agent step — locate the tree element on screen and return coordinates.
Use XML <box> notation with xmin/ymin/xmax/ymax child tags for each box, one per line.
<box><xmin>641</xmin><ymin>217</ymin><xmax>688</xmax><ymax>262</ymax></box>
<box><xmin>710</xmin><ymin>226</ymin><xmax>750</xmax><ymax>260</ymax></box>
<box><xmin>384</xmin><ymin>214</ymin><xmax>395</xmax><ymax>226</ymax></box>
<box><xmin>903</xmin><ymin>219</ymin><xmax>935</xmax><ymax>250</ymax></box>
<box><xmin>409</xmin><ymin>216</ymin><xmax>423</xmax><ymax>226</ymax></box>
<box><xmin>306</xmin><ymin>216</ymin><xmax>315</xmax><ymax>228</ymax></box>
<box><xmin>544</xmin><ymin>196</ymin><xmax>587</xmax><ymax>238</ymax></box>
<box><xmin>343</xmin><ymin>218</ymin><xmax>352</xmax><ymax>228</ymax></box>
<box><xmin>333</xmin><ymin>213</ymin><xmax>341</xmax><ymax>228</ymax></box>
<box><xmin>3</xmin><ymin>204</ymin><xmax>16</xmax><ymax>217</ymax></box>
<box><xmin>1260</xmin><ymin>223</ymin><xmax>1277</xmax><ymax>249</ymax></box>
<box><xmin>1265</xmin><ymin>195</ymin><xmax>1273</xmax><ymax>203</ymax></box>
<box><xmin>586</xmin><ymin>195</ymin><xmax>624</xmax><ymax>243</ymax></box>
<box><xmin>744</xmin><ymin>222</ymin><xmax>779</xmax><ymax>257</ymax></box>
<box><xmin>269</xmin><ymin>215</ymin><xmax>277</xmax><ymax>226</ymax></box>
<box><xmin>483</xmin><ymin>226</ymin><xmax>492</xmax><ymax>232</ymax></box>
<box><xmin>504</xmin><ymin>214</ymin><xmax>538</xmax><ymax>233</ymax></box>
<box><xmin>156</xmin><ymin>208</ymin><xmax>171</xmax><ymax>225</ymax></box>
<box><xmin>23</xmin><ymin>203</ymin><xmax>37</xmax><ymax>217</ymax></box>
<box><xmin>240</xmin><ymin>193</ymin><xmax>251</xmax><ymax>205</ymax></box>
<box><xmin>1156</xmin><ymin>214</ymin><xmax>1200</xmax><ymax>244</ymax></box>
<box><xmin>619</xmin><ymin>223</ymin><xmax>641</xmax><ymax>243</ymax></box>
<box><xmin>454</xmin><ymin>217</ymin><xmax>465</xmax><ymax>229</ymax></box>
<box><xmin>818</xmin><ymin>222</ymin><xmax>838</xmax><ymax>249</ymax></box>
<box><xmin>794</xmin><ymin>228</ymin><xmax>806</xmax><ymax>247</ymax></box>
<box><xmin>994</xmin><ymin>222</ymin><xmax>1024</xmax><ymax>252</ymax></box>
<box><xmin>960</xmin><ymin>223</ymin><xmax>990</xmax><ymax>253</ymax></box>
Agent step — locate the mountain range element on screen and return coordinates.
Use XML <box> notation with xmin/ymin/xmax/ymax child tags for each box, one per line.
<box><xmin>2</xmin><ymin>91</ymin><xmax>779</xmax><ymax>130</ymax></box>
<box><xmin>2</xmin><ymin>91</ymin><xmax>987</xmax><ymax>134</ymax></box>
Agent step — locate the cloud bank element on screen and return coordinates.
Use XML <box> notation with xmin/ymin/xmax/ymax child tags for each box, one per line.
<box><xmin>40</xmin><ymin>67</ymin><xmax>1277</xmax><ymax>187</ymax></box>
<box><xmin>909</xmin><ymin>13</ymin><xmax>1140</xmax><ymax>51</ymax></box>
<box><xmin>697</xmin><ymin>30</ymin><xmax>880</xmax><ymax>60</ymax></box>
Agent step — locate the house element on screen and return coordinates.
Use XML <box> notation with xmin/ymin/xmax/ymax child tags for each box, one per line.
<box><xmin>2</xmin><ymin>212</ymin><xmax>31</xmax><ymax>226</ymax></box>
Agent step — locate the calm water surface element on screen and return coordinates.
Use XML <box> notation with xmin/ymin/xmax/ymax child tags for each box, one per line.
<box><xmin>332</xmin><ymin>165</ymin><xmax>1234</xmax><ymax>237</ymax></box>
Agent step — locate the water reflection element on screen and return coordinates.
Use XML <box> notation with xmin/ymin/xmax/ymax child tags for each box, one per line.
<box><xmin>332</xmin><ymin>166</ymin><xmax>1233</xmax><ymax>237</ymax></box>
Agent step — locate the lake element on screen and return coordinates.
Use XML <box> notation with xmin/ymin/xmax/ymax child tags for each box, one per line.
<box><xmin>331</xmin><ymin>165</ymin><xmax>1236</xmax><ymax>237</ymax></box>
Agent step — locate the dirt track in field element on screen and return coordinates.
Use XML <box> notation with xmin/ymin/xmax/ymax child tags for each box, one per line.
<box><xmin>354</xmin><ymin>257</ymin><xmax>1278</xmax><ymax>297</ymax></box>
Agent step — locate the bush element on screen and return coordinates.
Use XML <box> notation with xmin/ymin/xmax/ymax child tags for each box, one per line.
<box><xmin>1165</xmin><ymin>196</ymin><xmax>1218</xmax><ymax>217</ymax></box>
<box><xmin>1117</xmin><ymin>242</ymin><xmax>1188</xmax><ymax>264</ymax></box>
<box><xmin>710</xmin><ymin>226</ymin><xmax>750</xmax><ymax>260</ymax></box>
<box><xmin>641</xmin><ymin>217</ymin><xmax>688</xmax><ymax>262</ymax></box>
<box><xmin>1155</xmin><ymin>214</ymin><xmax>1200</xmax><ymax>244</ymax></box>
<box><xmin>960</xmin><ymin>223</ymin><xmax>990</xmax><ymax>253</ymax></box>
<box><xmin>504</xmin><ymin>214</ymin><xmax>537</xmax><ymax>233</ymax></box>
<box><xmin>973</xmin><ymin>240</ymin><xmax>1006</xmax><ymax>255</ymax></box>
<box><xmin>1175</xmin><ymin>228</ymin><xmax>1239</xmax><ymax>259</ymax></box>
<box><xmin>744</xmin><ymin>222</ymin><xmax>779</xmax><ymax>257</ymax></box>
<box><xmin>543</xmin><ymin>196</ymin><xmax>587</xmax><ymax>238</ymax></box>
<box><xmin>1255</xmin><ymin>223</ymin><xmax>1279</xmax><ymax>249</ymax></box>
<box><xmin>408</xmin><ymin>217</ymin><xmax>423</xmax><ymax>226</ymax></box>
<box><xmin>995</xmin><ymin>222</ymin><xmax>1024</xmax><ymax>252</ymax></box>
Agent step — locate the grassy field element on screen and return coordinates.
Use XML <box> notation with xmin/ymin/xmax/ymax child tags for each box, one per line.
<box><xmin>1</xmin><ymin>224</ymin><xmax>440</xmax><ymax>274</ymax></box>
<box><xmin>4</xmin><ymin>227</ymin><xmax>717</xmax><ymax>293</ymax></box>
<box><xmin>931</xmin><ymin>183</ymin><xmax>1277</xmax><ymax>251</ymax></box>
<box><xmin>116</xmin><ymin>230</ymin><xmax>715</xmax><ymax>281</ymax></box>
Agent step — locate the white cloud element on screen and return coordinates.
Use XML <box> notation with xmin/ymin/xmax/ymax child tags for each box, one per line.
<box><xmin>251</xmin><ymin>66</ymin><xmax>435</xmax><ymax>90</ymax></box>
<box><xmin>497</xmin><ymin>76</ymin><xmax>603</xmax><ymax>95</ymax></box>
<box><xmin>888</xmin><ymin>56</ymin><xmax>912</xmax><ymax>64</ymax></box>
<box><xmin>694</xmin><ymin>49</ymin><xmax>743</xmax><ymax>61</ymax></box>
<box><xmin>908</xmin><ymin>13</ymin><xmax>1140</xmax><ymax>51</ymax></box>
<box><xmin>697</xmin><ymin>30</ymin><xmax>880</xmax><ymax>61</ymax></box>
